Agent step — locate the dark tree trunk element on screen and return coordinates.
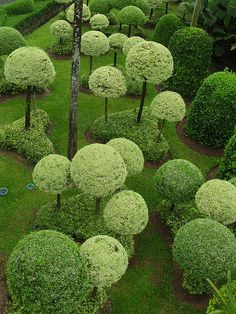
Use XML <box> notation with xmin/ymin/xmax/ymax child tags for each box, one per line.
<box><xmin>136</xmin><ymin>79</ymin><xmax>147</xmax><ymax>123</ymax></box>
<box><xmin>149</xmin><ymin>8</ymin><xmax>153</xmax><ymax>20</ymax></box>
<box><xmin>33</xmin><ymin>86</ymin><xmax>37</xmax><ymax>114</ymax></box>
<box><xmin>25</xmin><ymin>86</ymin><xmax>31</xmax><ymax>130</ymax></box>
<box><xmin>92</xmin><ymin>286</ymin><xmax>98</xmax><ymax>299</ymax></box>
<box><xmin>114</xmin><ymin>51</ymin><xmax>117</xmax><ymax>67</ymax></box>
<box><xmin>157</xmin><ymin>119</ymin><xmax>166</xmax><ymax>141</ymax></box>
<box><xmin>67</xmin><ymin>0</ymin><xmax>83</xmax><ymax>161</ymax></box>
<box><xmin>95</xmin><ymin>197</ymin><xmax>101</xmax><ymax>213</ymax></box>
<box><xmin>57</xmin><ymin>194</ymin><xmax>61</xmax><ymax>209</ymax></box>
<box><xmin>119</xmin><ymin>23</ymin><xmax>122</xmax><ymax>31</ymax></box>
<box><xmin>191</xmin><ymin>0</ymin><xmax>202</xmax><ymax>26</ymax></box>
<box><xmin>128</xmin><ymin>25</ymin><xmax>132</xmax><ymax>37</ymax></box>
<box><xmin>86</xmin><ymin>0</ymin><xmax>89</xmax><ymax>5</ymax></box>
<box><xmin>104</xmin><ymin>97</ymin><xmax>108</xmax><ymax>122</ymax></box>
<box><xmin>59</xmin><ymin>36</ymin><xmax>63</xmax><ymax>55</ymax></box>
<box><xmin>89</xmin><ymin>55</ymin><xmax>93</xmax><ymax>74</ymax></box>
<box><xmin>165</xmin><ymin>2</ymin><xmax>169</xmax><ymax>15</ymax></box>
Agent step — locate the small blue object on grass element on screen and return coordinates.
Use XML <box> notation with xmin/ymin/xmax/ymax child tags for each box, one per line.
<box><xmin>0</xmin><ymin>187</ymin><xmax>8</xmax><ymax>196</ymax></box>
<box><xmin>26</xmin><ymin>183</ymin><xmax>35</xmax><ymax>191</ymax></box>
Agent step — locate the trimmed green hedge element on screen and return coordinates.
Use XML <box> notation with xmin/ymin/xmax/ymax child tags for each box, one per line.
<box><xmin>0</xmin><ymin>9</ymin><xmax>7</xmax><ymax>26</ymax></box>
<box><xmin>4</xmin><ymin>0</ymin><xmax>34</xmax><ymax>15</ymax></box>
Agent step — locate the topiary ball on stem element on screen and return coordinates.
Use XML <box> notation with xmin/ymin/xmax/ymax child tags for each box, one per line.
<box><xmin>67</xmin><ymin>3</ymin><xmax>91</xmax><ymax>23</ymax></box>
<box><xmin>50</xmin><ymin>20</ymin><xmax>72</xmax><ymax>55</ymax></box>
<box><xmin>7</xmin><ymin>230</ymin><xmax>90</xmax><ymax>313</ymax></box>
<box><xmin>104</xmin><ymin>190</ymin><xmax>148</xmax><ymax>235</ymax></box>
<box><xmin>89</xmin><ymin>0</ymin><xmax>112</xmax><ymax>14</ymax></box>
<box><xmin>154</xmin><ymin>159</ymin><xmax>204</xmax><ymax>206</ymax></box>
<box><xmin>89</xmin><ymin>66</ymin><xmax>127</xmax><ymax>121</ymax></box>
<box><xmin>195</xmin><ymin>179</ymin><xmax>236</xmax><ymax>226</ymax></box>
<box><xmin>172</xmin><ymin>219</ymin><xmax>236</xmax><ymax>294</ymax></box>
<box><xmin>126</xmin><ymin>41</ymin><xmax>173</xmax><ymax>122</ymax></box>
<box><xmin>122</xmin><ymin>35</ymin><xmax>145</xmax><ymax>55</ymax></box>
<box><xmin>32</xmin><ymin>154</ymin><xmax>71</xmax><ymax>209</ymax></box>
<box><xmin>108</xmin><ymin>33</ymin><xmax>128</xmax><ymax>66</ymax></box>
<box><xmin>90</xmin><ymin>14</ymin><xmax>109</xmax><ymax>30</ymax></box>
<box><xmin>0</xmin><ymin>27</ymin><xmax>26</xmax><ymax>56</ymax></box>
<box><xmin>106</xmin><ymin>138</ymin><xmax>144</xmax><ymax>176</ymax></box>
<box><xmin>80</xmin><ymin>235</ymin><xmax>128</xmax><ymax>288</ymax></box>
<box><xmin>146</xmin><ymin>0</ymin><xmax>162</xmax><ymax>19</ymax></box>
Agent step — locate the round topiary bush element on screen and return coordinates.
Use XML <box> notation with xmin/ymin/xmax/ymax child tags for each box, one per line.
<box><xmin>104</xmin><ymin>190</ymin><xmax>148</xmax><ymax>235</ymax></box>
<box><xmin>173</xmin><ymin>218</ymin><xmax>236</xmax><ymax>294</ymax></box>
<box><xmin>218</xmin><ymin>132</ymin><xmax>236</xmax><ymax>180</ymax></box>
<box><xmin>117</xmin><ymin>6</ymin><xmax>147</xmax><ymax>36</ymax></box>
<box><xmin>195</xmin><ymin>179</ymin><xmax>236</xmax><ymax>225</ymax></box>
<box><xmin>71</xmin><ymin>143</ymin><xmax>127</xmax><ymax>198</ymax></box>
<box><xmin>154</xmin><ymin>159</ymin><xmax>204</xmax><ymax>205</ymax></box>
<box><xmin>106</xmin><ymin>138</ymin><xmax>144</xmax><ymax>176</ymax></box>
<box><xmin>167</xmin><ymin>26</ymin><xmax>213</xmax><ymax>99</ymax></box>
<box><xmin>185</xmin><ymin>71</ymin><xmax>236</xmax><ymax>148</ymax></box>
<box><xmin>0</xmin><ymin>27</ymin><xmax>26</xmax><ymax>56</ymax></box>
<box><xmin>90</xmin><ymin>14</ymin><xmax>109</xmax><ymax>30</ymax></box>
<box><xmin>109</xmin><ymin>33</ymin><xmax>127</xmax><ymax>66</ymax></box>
<box><xmin>50</xmin><ymin>19</ymin><xmax>72</xmax><ymax>40</ymax></box>
<box><xmin>153</xmin><ymin>13</ymin><xmax>183</xmax><ymax>47</ymax></box>
<box><xmin>80</xmin><ymin>235</ymin><xmax>128</xmax><ymax>287</ymax></box>
<box><xmin>67</xmin><ymin>3</ymin><xmax>91</xmax><ymax>23</ymax></box>
<box><xmin>122</xmin><ymin>35</ymin><xmax>145</xmax><ymax>55</ymax></box>
<box><xmin>7</xmin><ymin>230</ymin><xmax>90</xmax><ymax>313</ymax></box>
<box><xmin>89</xmin><ymin>0</ymin><xmax>112</xmax><ymax>14</ymax></box>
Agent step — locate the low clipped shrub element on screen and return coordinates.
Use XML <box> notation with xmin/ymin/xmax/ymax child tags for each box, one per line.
<box><xmin>4</xmin><ymin>0</ymin><xmax>34</xmax><ymax>15</ymax></box>
<box><xmin>0</xmin><ymin>27</ymin><xmax>26</xmax><ymax>56</ymax></box>
<box><xmin>90</xmin><ymin>14</ymin><xmax>109</xmax><ymax>30</ymax></box>
<box><xmin>173</xmin><ymin>219</ymin><xmax>236</xmax><ymax>294</ymax></box>
<box><xmin>185</xmin><ymin>71</ymin><xmax>236</xmax><ymax>148</ymax></box>
<box><xmin>0</xmin><ymin>9</ymin><xmax>7</xmax><ymax>27</ymax></box>
<box><xmin>126</xmin><ymin>75</ymin><xmax>143</xmax><ymax>95</ymax></box>
<box><xmin>89</xmin><ymin>0</ymin><xmax>111</xmax><ymax>14</ymax></box>
<box><xmin>153</xmin><ymin>13</ymin><xmax>183</xmax><ymax>47</ymax></box>
<box><xmin>154</xmin><ymin>159</ymin><xmax>204</xmax><ymax>205</ymax></box>
<box><xmin>7</xmin><ymin>230</ymin><xmax>90</xmax><ymax>313</ymax></box>
<box><xmin>80</xmin><ymin>72</ymin><xmax>90</xmax><ymax>89</ymax></box>
<box><xmin>218</xmin><ymin>131</ymin><xmax>236</xmax><ymax>180</ymax></box>
<box><xmin>50</xmin><ymin>39</ymin><xmax>73</xmax><ymax>56</ymax></box>
<box><xmin>167</xmin><ymin>27</ymin><xmax>213</xmax><ymax>99</ymax></box>
<box><xmin>0</xmin><ymin>110</ymin><xmax>54</xmax><ymax>163</ymax></box>
<box><xmin>90</xmin><ymin>108</ymin><xmax>169</xmax><ymax>163</ymax></box>
<box><xmin>195</xmin><ymin>179</ymin><xmax>236</xmax><ymax>226</ymax></box>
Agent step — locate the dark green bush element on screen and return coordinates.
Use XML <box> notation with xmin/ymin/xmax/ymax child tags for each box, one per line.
<box><xmin>0</xmin><ymin>9</ymin><xmax>7</xmax><ymax>27</ymax></box>
<box><xmin>0</xmin><ymin>110</ymin><xmax>54</xmax><ymax>163</ymax></box>
<box><xmin>4</xmin><ymin>0</ymin><xmax>34</xmax><ymax>15</ymax></box>
<box><xmin>167</xmin><ymin>26</ymin><xmax>213</xmax><ymax>99</ymax></box>
<box><xmin>7</xmin><ymin>230</ymin><xmax>90</xmax><ymax>313</ymax></box>
<box><xmin>0</xmin><ymin>27</ymin><xmax>26</xmax><ymax>56</ymax></box>
<box><xmin>80</xmin><ymin>72</ymin><xmax>90</xmax><ymax>89</ymax></box>
<box><xmin>90</xmin><ymin>108</ymin><xmax>169</xmax><ymax>162</ymax></box>
<box><xmin>89</xmin><ymin>0</ymin><xmax>112</xmax><ymax>14</ymax></box>
<box><xmin>109</xmin><ymin>0</ymin><xmax>137</xmax><ymax>10</ymax></box>
<box><xmin>185</xmin><ymin>71</ymin><xmax>236</xmax><ymax>148</ymax></box>
<box><xmin>135</xmin><ymin>0</ymin><xmax>149</xmax><ymax>14</ymax></box>
<box><xmin>218</xmin><ymin>131</ymin><xmax>236</xmax><ymax>180</ymax></box>
<box><xmin>117</xmin><ymin>5</ymin><xmax>147</xmax><ymax>26</ymax></box>
<box><xmin>153</xmin><ymin>14</ymin><xmax>183</xmax><ymax>47</ymax></box>
<box><xmin>50</xmin><ymin>39</ymin><xmax>73</xmax><ymax>56</ymax></box>
<box><xmin>173</xmin><ymin>218</ymin><xmax>236</xmax><ymax>294</ymax></box>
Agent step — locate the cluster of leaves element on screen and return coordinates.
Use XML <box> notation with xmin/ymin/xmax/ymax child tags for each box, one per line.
<box><xmin>218</xmin><ymin>131</ymin><xmax>236</xmax><ymax>180</ymax></box>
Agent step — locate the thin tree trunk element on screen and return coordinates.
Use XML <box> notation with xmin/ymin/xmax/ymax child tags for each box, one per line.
<box><xmin>89</xmin><ymin>55</ymin><xmax>93</xmax><ymax>74</ymax></box>
<box><xmin>136</xmin><ymin>79</ymin><xmax>147</xmax><ymax>123</ymax></box>
<box><xmin>104</xmin><ymin>97</ymin><xmax>108</xmax><ymax>122</ymax></box>
<box><xmin>128</xmin><ymin>25</ymin><xmax>132</xmax><ymax>37</ymax></box>
<box><xmin>86</xmin><ymin>0</ymin><xmax>89</xmax><ymax>5</ymax></box>
<box><xmin>165</xmin><ymin>2</ymin><xmax>169</xmax><ymax>15</ymax></box>
<box><xmin>119</xmin><ymin>23</ymin><xmax>122</xmax><ymax>31</ymax></box>
<box><xmin>114</xmin><ymin>51</ymin><xmax>117</xmax><ymax>67</ymax></box>
<box><xmin>33</xmin><ymin>86</ymin><xmax>37</xmax><ymax>114</ymax></box>
<box><xmin>57</xmin><ymin>194</ymin><xmax>61</xmax><ymax>209</ymax></box>
<box><xmin>191</xmin><ymin>0</ymin><xmax>202</xmax><ymax>27</ymax></box>
<box><xmin>95</xmin><ymin>197</ymin><xmax>101</xmax><ymax>213</ymax></box>
<box><xmin>59</xmin><ymin>37</ymin><xmax>63</xmax><ymax>55</ymax></box>
<box><xmin>157</xmin><ymin>119</ymin><xmax>166</xmax><ymax>141</ymax></box>
<box><xmin>67</xmin><ymin>0</ymin><xmax>83</xmax><ymax>160</ymax></box>
<box><xmin>92</xmin><ymin>286</ymin><xmax>98</xmax><ymax>299</ymax></box>
<box><xmin>25</xmin><ymin>86</ymin><xmax>31</xmax><ymax>130</ymax></box>
<box><xmin>149</xmin><ymin>8</ymin><xmax>153</xmax><ymax>20</ymax></box>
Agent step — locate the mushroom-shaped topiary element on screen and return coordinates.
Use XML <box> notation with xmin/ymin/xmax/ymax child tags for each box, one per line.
<box><xmin>81</xmin><ymin>31</ymin><xmax>109</xmax><ymax>74</ymax></box>
<box><xmin>146</xmin><ymin>0</ymin><xmax>162</xmax><ymax>19</ymax></box>
<box><xmin>126</xmin><ymin>41</ymin><xmax>173</xmax><ymax>122</ymax></box>
<box><xmin>90</xmin><ymin>14</ymin><xmax>109</xmax><ymax>30</ymax></box>
<box><xmin>89</xmin><ymin>0</ymin><xmax>112</xmax><ymax>14</ymax></box>
<box><xmin>172</xmin><ymin>219</ymin><xmax>236</xmax><ymax>294</ymax></box>
<box><xmin>71</xmin><ymin>144</ymin><xmax>127</xmax><ymax>209</ymax></box>
<box><xmin>67</xmin><ymin>3</ymin><xmax>91</xmax><ymax>23</ymax></box>
<box><xmin>150</xmin><ymin>91</ymin><xmax>186</xmax><ymax>139</ymax></box>
<box><xmin>7</xmin><ymin>230</ymin><xmax>90</xmax><ymax>313</ymax></box>
<box><xmin>4</xmin><ymin>47</ymin><xmax>55</xmax><ymax>129</ymax></box>
<box><xmin>195</xmin><ymin>179</ymin><xmax>236</xmax><ymax>225</ymax></box>
<box><xmin>117</xmin><ymin>6</ymin><xmax>147</xmax><ymax>37</ymax></box>
<box><xmin>0</xmin><ymin>27</ymin><xmax>26</xmax><ymax>56</ymax></box>
<box><xmin>80</xmin><ymin>235</ymin><xmax>128</xmax><ymax>289</ymax></box>
<box><xmin>50</xmin><ymin>20</ymin><xmax>72</xmax><ymax>54</ymax></box>
<box><xmin>108</xmin><ymin>33</ymin><xmax>128</xmax><ymax>66</ymax></box>
<box><xmin>106</xmin><ymin>138</ymin><xmax>144</xmax><ymax>176</ymax></box>
<box><xmin>154</xmin><ymin>159</ymin><xmax>204</xmax><ymax>207</ymax></box>
<box><xmin>33</xmin><ymin>154</ymin><xmax>71</xmax><ymax>209</ymax></box>
<box><xmin>89</xmin><ymin>66</ymin><xmax>127</xmax><ymax>121</ymax></box>
<box><xmin>122</xmin><ymin>35</ymin><xmax>145</xmax><ymax>56</ymax></box>
<box><xmin>104</xmin><ymin>190</ymin><xmax>148</xmax><ymax>235</ymax></box>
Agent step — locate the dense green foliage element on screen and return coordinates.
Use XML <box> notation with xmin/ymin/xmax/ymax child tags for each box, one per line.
<box><xmin>108</xmin><ymin>33</ymin><xmax>128</xmax><ymax>51</ymax></box>
<box><xmin>185</xmin><ymin>71</ymin><xmax>236</xmax><ymax>148</ymax></box>
<box><xmin>109</xmin><ymin>0</ymin><xmax>137</xmax><ymax>10</ymax></box>
<box><xmin>122</xmin><ymin>35</ymin><xmax>145</xmax><ymax>55</ymax></box>
<box><xmin>89</xmin><ymin>0</ymin><xmax>112</xmax><ymax>15</ymax></box>
<box><xmin>7</xmin><ymin>230</ymin><xmax>90</xmax><ymax>313</ymax></box>
<box><xmin>50</xmin><ymin>20</ymin><xmax>72</xmax><ymax>40</ymax></box>
<box><xmin>173</xmin><ymin>219</ymin><xmax>236</xmax><ymax>294</ymax></box>
<box><xmin>81</xmin><ymin>30</ymin><xmax>109</xmax><ymax>56</ymax></box>
<box><xmin>218</xmin><ymin>131</ymin><xmax>236</xmax><ymax>180</ymax></box>
<box><xmin>153</xmin><ymin>13</ymin><xmax>182</xmax><ymax>47</ymax></box>
<box><xmin>167</xmin><ymin>27</ymin><xmax>213</xmax><ymax>99</ymax></box>
<box><xmin>154</xmin><ymin>159</ymin><xmax>204</xmax><ymax>204</ymax></box>
<box><xmin>117</xmin><ymin>6</ymin><xmax>147</xmax><ymax>26</ymax></box>
<box><xmin>90</xmin><ymin>14</ymin><xmax>109</xmax><ymax>30</ymax></box>
<box><xmin>0</xmin><ymin>27</ymin><xmax>26</xmax><ymax>56</ymax></box>
<box><xmin>0</xmin><ymin>9</ymin><xmax>8</xmax><ymax>27</ymax></box>
<box><xmin>4</xmin><ymin>0</ymin><xmax>34</xmax><ymax>15</ymax></box>
<box><xmin>67</xmin><ymin>3</ymin><xmax>91</xmax><ymax>23</ymax></box>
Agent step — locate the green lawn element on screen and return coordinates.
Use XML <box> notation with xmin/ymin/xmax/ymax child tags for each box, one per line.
<box><xmin>0</xmin><ymin>11</ymin><xmax>220</xmax><ymax>314</ymax></box>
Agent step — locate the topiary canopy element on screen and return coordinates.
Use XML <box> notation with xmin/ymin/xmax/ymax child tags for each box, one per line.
<box><xmin>81</xmin><ymin>30</ymin><xmax>109</xmax><ymax>56</ymax></box>
<box><xmin>108</xmin><ymin>33</ymin><xmax>128</xmax><ymax>51</ymax></box>
<box><xmin>89</xmin><ymin>0</ymin><xmax>112</xmax><ymax>14</ymax></box>
<box><xmin>0</xmin><ymin>27</ymin><xmax>26</xmax><ymax>56</ymax></box>
<box><xmin>50</xmin><ymin>20</ymin><xmax>72</xmax><ymax>40</ymax></box>
<box><xmin>117</xmin><ymin>5</ymin><xmax>147</xmax><ymax>26</ymax></box>
<box><xmin>90</xmin><ymin>14</ymin><xmax>109</xmax><ymax>30</ymax></box>
<box><xmin>122</xmin><ymin>36</ymin><xmax>145</xmax><ymax>55</ymax></box>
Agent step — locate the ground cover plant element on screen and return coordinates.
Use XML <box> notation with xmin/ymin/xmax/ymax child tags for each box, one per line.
<box><xmin>0</xmin><ymin>2</ymin><xmax>232</xmax><ymax>314</ymax></box>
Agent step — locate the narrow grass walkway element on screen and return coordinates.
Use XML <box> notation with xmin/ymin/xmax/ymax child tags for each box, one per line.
<box><xmin>0</xmin><ymin>16</ymin><xmax>219</xmax><ymax>313</ymax></box>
